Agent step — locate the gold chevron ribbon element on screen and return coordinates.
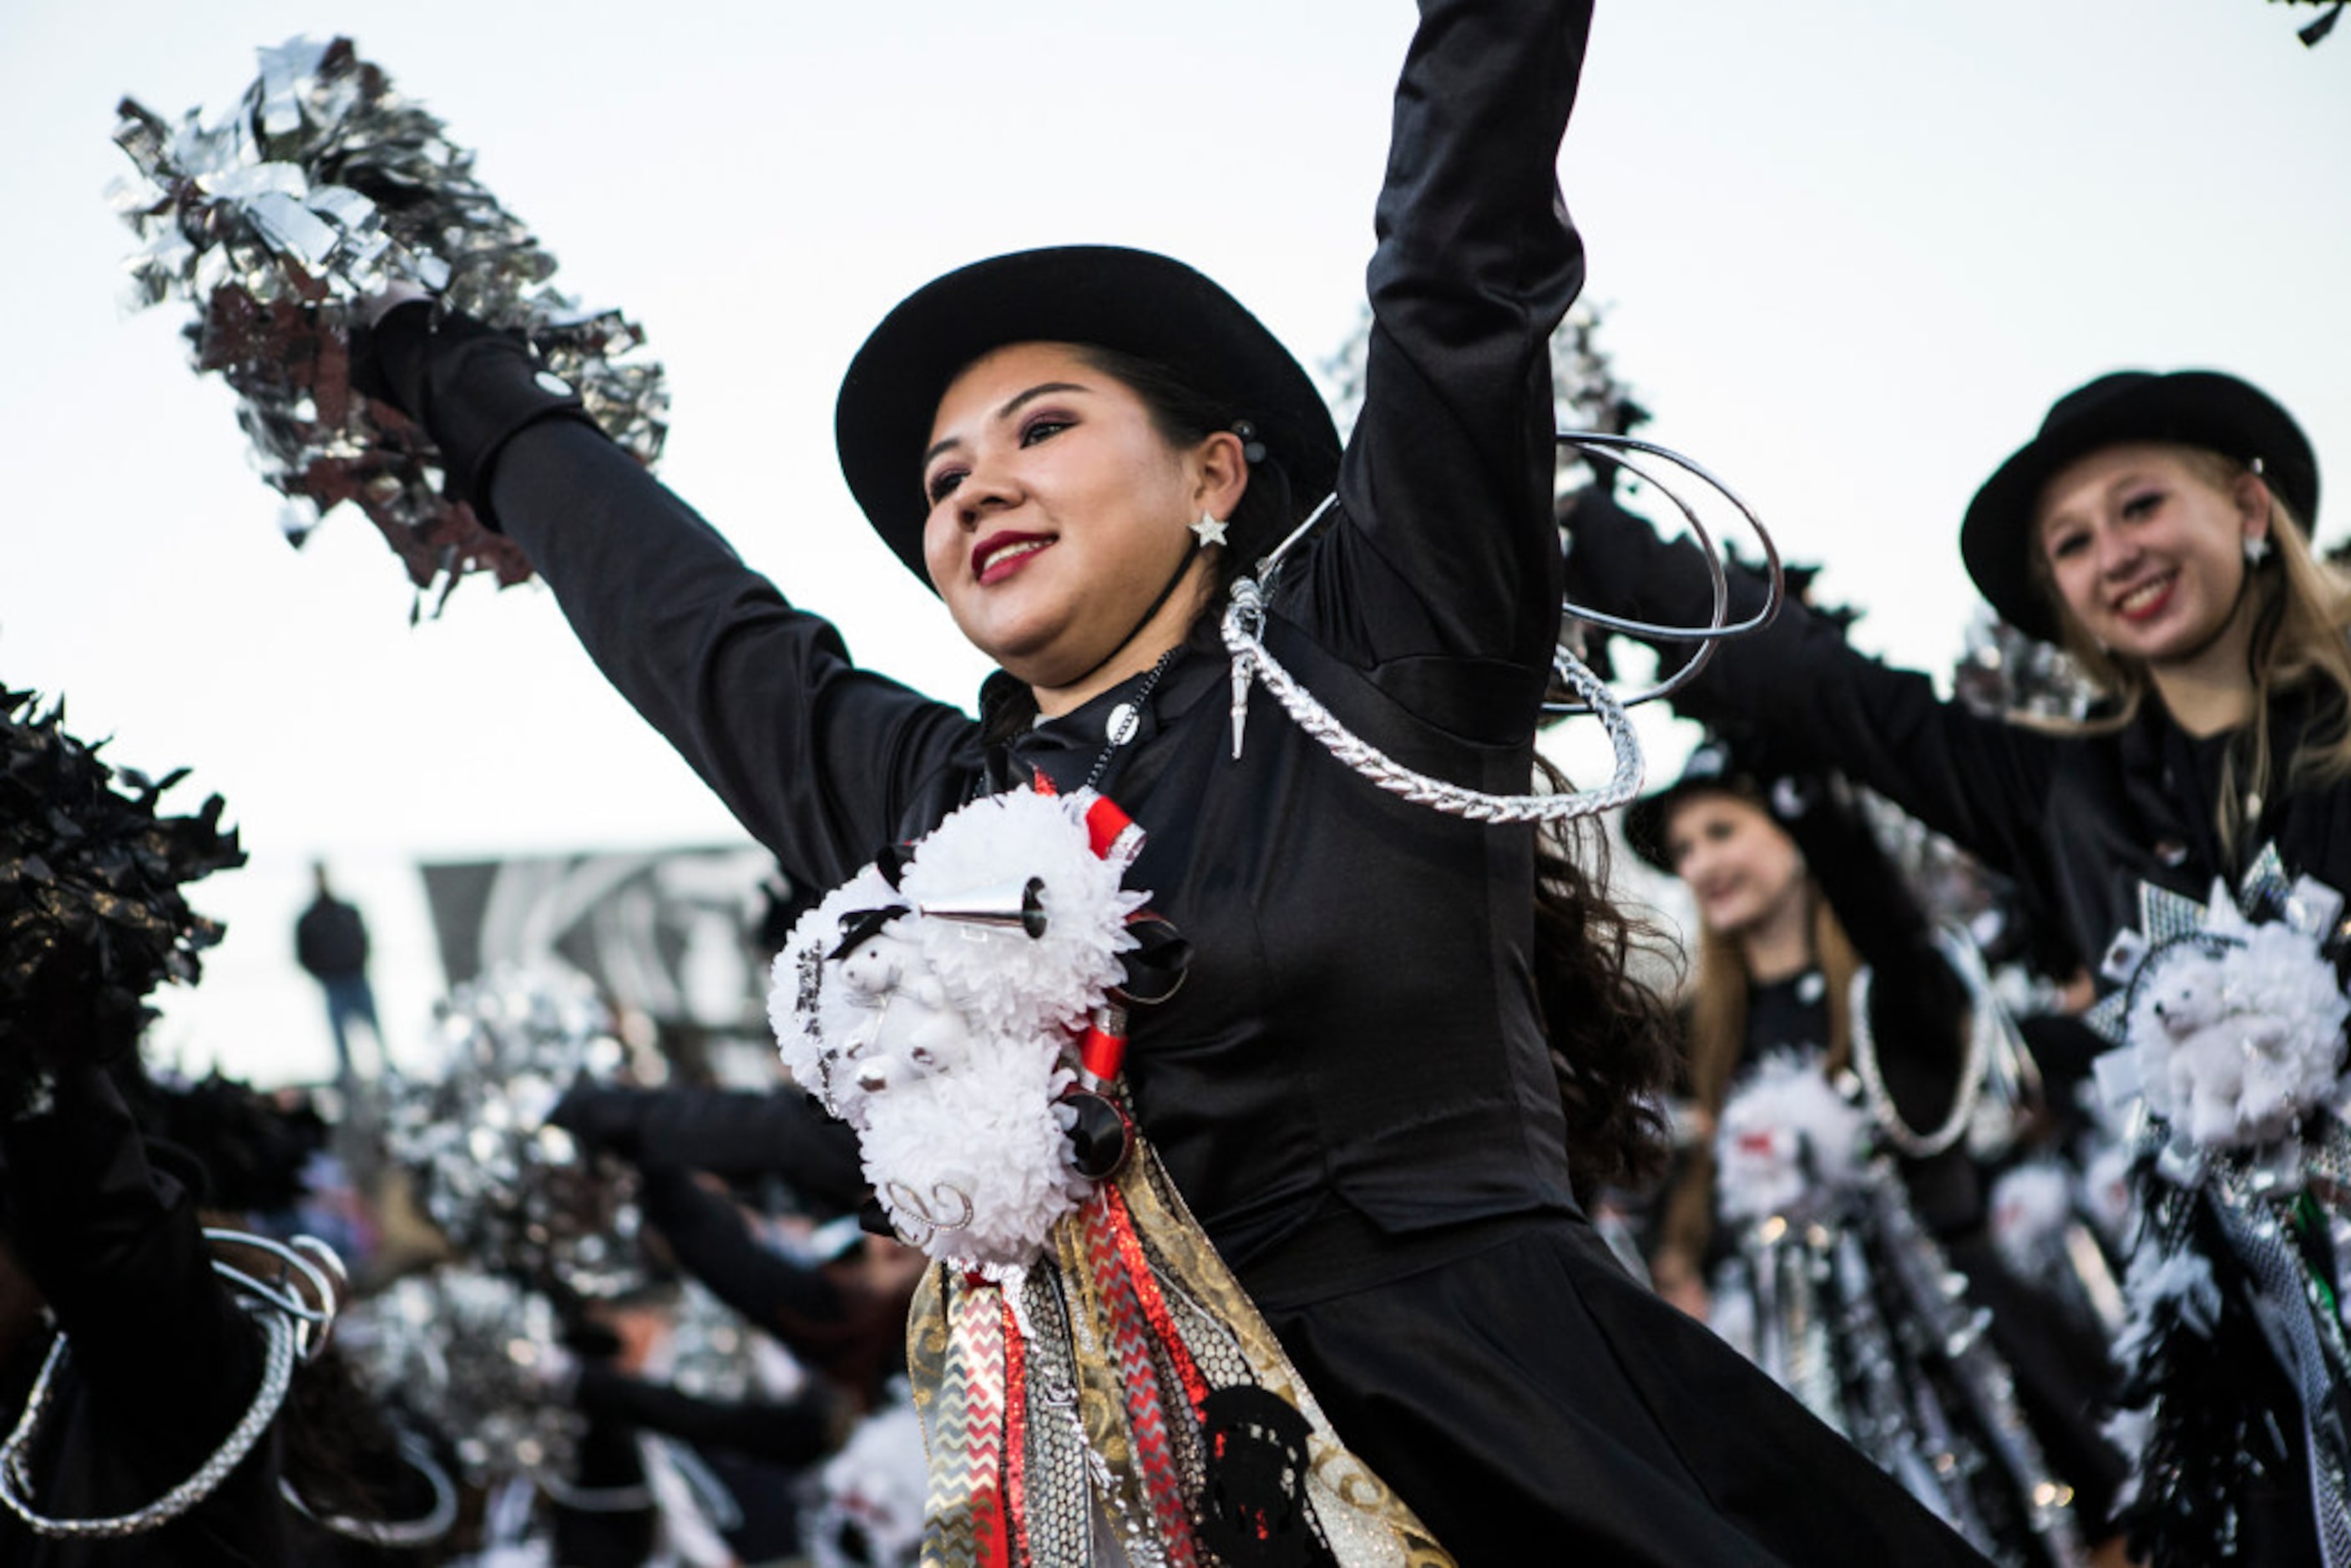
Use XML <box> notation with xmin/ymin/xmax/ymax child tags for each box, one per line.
<box><xmin>908</xmin><ymin>1140</ymin><xmax>1455</xmax><ymax>1568</ymax></box>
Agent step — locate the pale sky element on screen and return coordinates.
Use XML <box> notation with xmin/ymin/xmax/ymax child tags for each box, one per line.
<box><xmin>3</xmin><ymin>2</ymin><xmax>2345</xmax><ymax>1083</ymax></box>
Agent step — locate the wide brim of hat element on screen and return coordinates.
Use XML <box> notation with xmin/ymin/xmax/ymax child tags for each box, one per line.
<box><xmin>1623</xmin><ymin>773</ymin><xmax>1761</xmax><ymax>875</ymax></box>
<box><xmin>835</xmin><ymin>246</ymin><xmax>1341</xmax><ymax>589</ymax></box>
<box><xmin>1960</xmin><ymin>371</ymin><xmax>2320</xmax><ymax>644</ymax></box>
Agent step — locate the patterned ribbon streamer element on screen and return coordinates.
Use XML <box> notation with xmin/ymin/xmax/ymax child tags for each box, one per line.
<box><xmin>907</xmin><ymin>1146</ymin><xmax>1454</xmax><ymax>1568</ymax></box>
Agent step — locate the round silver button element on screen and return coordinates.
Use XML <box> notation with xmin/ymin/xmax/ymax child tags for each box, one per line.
<box><xmin>533</xmin><ymin>370</ymin><xmax>574</xmax><ymax>397</ymax></box>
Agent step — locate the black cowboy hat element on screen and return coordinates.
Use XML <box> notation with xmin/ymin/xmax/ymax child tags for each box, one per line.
<box><xmin>1624</xmin><ymin>738</ymin><xmax>1767</xmax><ymax>874</ymax></box>
<box><xmin>1960</xmin><ymin>370</ymin><xmax>2320</xmax><ymax>644</ymax></box>
<box><xmin>1623</xmin><ymin>731</ymin><xmax>1843</xmax><ymax>876</ymax></box>
<box><xmin>835</xmin><ymin>245</ymin><xmax>1341</xmax><ymax>589</ymax></box>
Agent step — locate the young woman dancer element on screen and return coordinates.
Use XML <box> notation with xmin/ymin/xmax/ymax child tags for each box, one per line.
<box><xmin>1629</xmin><ymin>745</ymin><xmax>2129</xmax><ymax>1565</ymax></box>
<box><xmin>1567</xmin><ymin>371</ymin><xmax>2348</xmax><ymax>1565</ymax></box>
<box><xmin>350</xmin><ymin>3</ymin><xmax>1982</xmax><ymax>1560</ymax></box>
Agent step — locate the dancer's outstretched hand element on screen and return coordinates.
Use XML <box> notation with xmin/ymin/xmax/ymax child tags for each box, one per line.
<box><xmin>356</xmin><ymin>277</ymin><xmax>434</xmax><ymax>330</ymax></box>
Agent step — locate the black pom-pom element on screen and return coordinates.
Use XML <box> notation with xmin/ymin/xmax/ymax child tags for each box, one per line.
<box><xmin>0</xmin><ymin>688</ymin><xmax>244</xmax><ymax>1116</ymax></box>
<box><xmin>129</xmin><ymin>1072</ymin><xmax>326</xmax><ymax>1216</ymax></box>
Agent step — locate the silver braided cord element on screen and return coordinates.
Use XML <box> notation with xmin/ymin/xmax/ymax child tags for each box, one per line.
<box><xmin>0</xmin><ymin>1229</ymin><xmax>342</xmax><ymax>1540</ymax></box>
<box><xmin>281</xmin><ymin>1432</ymin><xmax>460</xmax><ymax>1549</ymax></box>
<box><xmin>536</xmin><ymin>1469</ymin><xmax>659</xmax><ymax>1512</ymax></box>
<box><xmin>1847</xmin><ymin>927</ymin><xmax>2005</xmax><ymax>1160</ymax></box>
<box><xmin>1221</xmin><ymin>578</ymin><xmax>1644</xmax><ymax>822</ymax></box>
<box><xmin>0</xmin><ymin>1301</ymin><xmax>300</xmax><ymax>1539</ymax></box>
<box><xmin>1221</xmin><ymin>432</ymin><xmax>1780</xmax><ymax>825</ymax></box>
<box><xmin>1554</xmin><ymin>431</ymin><xmax>1785</xmax><ymax>713</ymax></box>
<box><xmin>204</xmin><ymin>1228</ymin><xmax>344</xmax><ymax>1358</ymax></box>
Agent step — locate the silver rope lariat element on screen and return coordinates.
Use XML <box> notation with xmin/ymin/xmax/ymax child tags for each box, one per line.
<box><xmin>0</xmin><ymin>1230</ymin><xmax>341</xmax><ymax>1540</ymax></box>
<box><xmin>1221</xmin><ymin>576</ymin><xmax>1644</xmax><ymax>822</ymax></box>
<box><xmin>1216</xmin><ymin>431</ymin><xmax>1784</xmax><ymax>827</ymax></box>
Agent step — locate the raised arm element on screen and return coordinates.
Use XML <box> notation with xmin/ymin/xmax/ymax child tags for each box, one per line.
<box><xmin>1777</xmin><ymin>777</ymin><xmax>1967</xmax><ymax>1130</ymax></box>
<box><xmin>361</xmin><ymin>306</ymin><xmax>978</xmax><ymax>887</ymax></box>
<box><xmin>551</xmin><ymin>1081</ymin><xmax>867</xmax><ymax>1216</ymax></box>
<box><xmin>1565</xmin><ymin>487</ymin><xmax>2064</xmax><ymax>888</ymax></box>
<box><xmin>0</xmin><ymin>1065</ymin><xmax>273</xmax><ymax>1491</ymax></box>
<box><xmin>1310</xmin><ymin>0</ymin><xmax>1591</xmax><ymax>687</ymax></box>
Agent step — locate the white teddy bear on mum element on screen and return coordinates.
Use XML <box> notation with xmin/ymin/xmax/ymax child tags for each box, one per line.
<box><xmin>2126</xmin><ymin>919</ymin><xmax>2348</xmax><ymax>1151</ymax></box>
<box><xmin>768</xmin><ymin>789</ymin><xmax>1147</xmax><ymax>1278</ymax></box>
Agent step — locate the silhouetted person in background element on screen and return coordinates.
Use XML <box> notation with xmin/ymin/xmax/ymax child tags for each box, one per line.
<box><xmin>296</xmin><ymin>862</ymin><xmax>382</xmax><ymax>1095</ymax></box>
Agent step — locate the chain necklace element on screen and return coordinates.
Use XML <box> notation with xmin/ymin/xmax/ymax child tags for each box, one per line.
<box><xmin>1079</xmin><ymin>646</ymin><xmax>1182</xmax><ymax>794</ymax></box>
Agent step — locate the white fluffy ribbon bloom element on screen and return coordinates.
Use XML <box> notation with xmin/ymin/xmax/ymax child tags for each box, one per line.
<box><xmin>766</xmin><ymin>791</ymin><xmax>1147</xmax><ymax>1275</ymax></box>
<box><xmin>1989</xmin><ymin>1159</ymin><xmax>2077</xmax><ymax>1281</ymax></box>
<box><xmin>1714</xmin><ymin>1056</ymin><xmax>1872</xmax><ymax>1226</ymax></box>
<box><xmin>2112</xmin><ymin>1244</ymin><xmax>2223</xmax><ymax>1368</ymax></box>
<box><xmin>808</xmin><ymin>1399</ymin><xmax>928</xmax><ymax>1568</ymax></box>
<box><xmin>2126</xmin><ymin>918</ymin><xmax>2349</xmax><ymax>1151</ymax></box>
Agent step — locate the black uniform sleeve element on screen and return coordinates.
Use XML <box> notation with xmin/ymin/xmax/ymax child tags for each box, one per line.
<box><xmin>554</xmin><ymin>1085</ymin><xmax>867</xmax><ymax>1216</ymax></box>
<box><xmin>1298</xmin><ymin>0</ymin><xmax>1591</xmax><ymax>734</ymax></box>
<box><xmin>642</xmin><ymin>1089</ymin><xmax>862</xmax><ymax>1205</ymax></box>
<box><xmin>1778</xmin><ymin>781</ymin><xmax>1967</xmax><ymax>1130</ymax></box>
<box><xmin>361</xmin><ymin>305</ymin><xmax>978</xmax><ymax>889</ymax></box>
<box><xmin>639</xmin><ymin>1166</ymin><xmax>850</xmax><ymax>1338</ymax></box>
<box><xmin>1563</xmin><ymin>487</ymin><xmax>2065</xmax><ymax>886</ymax></box>
<box><xmin>548</xmin><ymin>1412</ymin><xmax>658</xmax><ymax>1568</ymax></box>
<box><xmin>573</xmin><ymin>1363</ymin><xmax>833</xmax><ymax>1467</ymax></box>
<box><xmin>0</xmin><ymin>1064</ymin><xmax>270</xmax><ymax>1484</ymax></box>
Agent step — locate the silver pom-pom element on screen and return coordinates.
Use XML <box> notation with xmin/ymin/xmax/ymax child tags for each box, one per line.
<box><xmin>382</xmin><ymin>966</ymin><xmax>645</xmax><ymax>1298</ymax></box>
<box><xmin>111</xmin><ymin>36</ymin><xmax>668</xmax><ymax>615</ymax></box>
<box><xmin>1951</xmin><ymin>604</ymin><xmax>2095</xmax><ymax>721</ymax></box>
<box><xmin>339</xmin><ymin>1266</ymin><xmax>581</xmax><ymax>1484</ymax></box>
<box><xmin>663</xmin><ymin>1278</ymin><xmax>765</xmax><ymax>1405</ymax></box>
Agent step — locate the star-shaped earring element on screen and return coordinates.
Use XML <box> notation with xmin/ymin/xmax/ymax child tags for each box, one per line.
<box><xmin>2245</xmin><ymin>534</ymin><xmax>2272</xmax><ymax>566</ymax></box>
<box><xmin>1190</xmin><ymin>513</ymin><xmax>1230</xmax><ymax>548</ymax></box>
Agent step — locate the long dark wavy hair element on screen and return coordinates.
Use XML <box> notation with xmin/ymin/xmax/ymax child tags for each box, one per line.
<box><xmin>978</xmin><ymin>344</ymin><xmax>1680</xmax><ymax>1197</ymax></box>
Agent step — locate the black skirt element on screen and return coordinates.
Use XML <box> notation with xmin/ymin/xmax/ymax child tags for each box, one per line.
<box><xmin>1257</xmin><ymin>1214</ymin><xmax>1991</xmax><ymax>1566</ymax></box>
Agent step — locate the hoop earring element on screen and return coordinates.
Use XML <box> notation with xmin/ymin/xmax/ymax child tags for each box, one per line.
<box><xmin>1189</xmin><ymin>513</ymin><xmax>1230</xmax><ymax>549</ymax></box>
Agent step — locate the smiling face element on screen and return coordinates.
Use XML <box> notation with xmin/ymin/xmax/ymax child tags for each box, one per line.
<box><xmin>2035</xmin><ymin>443</ymin><xmax>2270</xmax><ymax>666</ymax></box>
<box><xmin>1661</xmin><ymin>791</ymin><xmax>1806</xmax><ymax>938</ymax></box>
<box><xmin>920</xmin><ymin>341</ymin><xmax>1243</xmax><ymax>705</ymax></box>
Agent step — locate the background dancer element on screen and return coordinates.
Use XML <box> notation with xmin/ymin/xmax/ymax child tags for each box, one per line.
<box><xmin>1566</xmin><ymin>371</ymin><xmax>2351</xmax><ymax>1565</ymax></box>
<box><xmin>1626</xmin><ymin>739</ymin><xmax>2130</xmax><ymax>1565</ymax></box>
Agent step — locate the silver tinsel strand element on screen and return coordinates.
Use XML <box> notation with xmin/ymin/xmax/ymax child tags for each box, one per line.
<box><xmin>111</xmin><ymin>36</ymin><xmax>668</xmax><ymax>615</ymax></box>
<box><xmin>1716</xmin><ymin>1153</ymin><xmax>2092</xmax><ymax>1565</ymax></box>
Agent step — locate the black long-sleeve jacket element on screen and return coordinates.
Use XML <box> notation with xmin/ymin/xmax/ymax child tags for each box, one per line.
<box><xmin>572</xmin><ymin>1362</ymin><xmax>832</xmax><ymax>1468</ymax></box>
<box><xmin>637</xmin><ymin>1166</ymin><xmax>908</xmax><ymax>1401</ymax></box>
